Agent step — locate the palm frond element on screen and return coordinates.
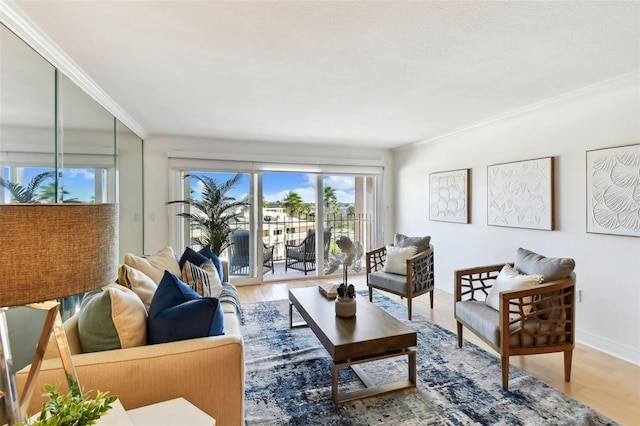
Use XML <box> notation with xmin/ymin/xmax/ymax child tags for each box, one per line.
<box><xmin>26</xmin><ymin>171</ymin><xmax>55</xmax><ymax>194</ymax></box>
<box><xmin>167</xmin><ymin>173</ymin><xmax>248</xmax><ymax>255</ymax></box>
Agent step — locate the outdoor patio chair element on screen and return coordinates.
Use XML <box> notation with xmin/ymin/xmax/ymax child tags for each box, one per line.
<box><xmin>263</xmin><ymin>243</ymin><xmax>274</xmax><ymax>274</ymax></box>
<box><xmin>285</xmin><ymin>228</ymin><xmax>331</xmax><ymax>275</ymax></box>
<box><xmin>454</xmin><ymin>247</ymin><xmax>576</xmax><ymax>391</ymax></box>
<box><xmin>228</xmin><ymin>229</ymin><xmax>250</xmax><ymax>275</ymax></box>
<box><xmin>366</xmin><ymin>236</ymin><xmax>434</xmax><ymax>320</ymax></box>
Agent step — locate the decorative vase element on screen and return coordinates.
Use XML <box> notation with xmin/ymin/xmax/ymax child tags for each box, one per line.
<box><xmin>335</xmin><ymin>296</ymin><xmax>356</xmax><ymax>318</ymax></box>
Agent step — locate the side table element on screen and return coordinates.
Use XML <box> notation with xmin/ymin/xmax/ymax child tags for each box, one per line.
<box><xmin>97</xmin><ymin>397</ymin><xmax>216</xmax><ymax>426</ymax></box>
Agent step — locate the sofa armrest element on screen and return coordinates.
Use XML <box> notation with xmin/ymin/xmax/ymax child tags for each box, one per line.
<box><xmin>17</xmin><ymin>335</ymin><xmax>244</xmax><ymax>426</ymax></box>
<box><xmin>221</xmin><ymin>260</ymin><xmax>229</xmax><ymax>283</ymax></box>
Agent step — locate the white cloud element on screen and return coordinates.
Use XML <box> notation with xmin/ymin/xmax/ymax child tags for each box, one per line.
<box><xmin>323</xmin><ymin>175</ymin><xmax>354</xmax><ymax>190</ymax></box>
<box><xmin>65</xmin><ymin>169</ymin><xmax>94</xmax><ymax>179</ymax></box>
<box><xmin>334</xmin><ymin>189</ymin><xmax>354</xmax><ymax>203</ymax></box>
<box><xmin>265</xmin><ymin>187</ymin><xmax>316</xmax><ymax>203</ymax></box>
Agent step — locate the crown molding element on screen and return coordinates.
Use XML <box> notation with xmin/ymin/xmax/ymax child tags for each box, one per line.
<box><xmin>394</xmin><ymin>70</ymin><xmax>640</xmax><ymax>153</ymax></box>
<box><xmin>0</xmin><ymin>0</ymin><xmax>147</xmax><ymax>139</ymax></box>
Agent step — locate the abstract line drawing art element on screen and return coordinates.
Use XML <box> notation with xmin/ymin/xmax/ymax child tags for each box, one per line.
<box><xmin>586</xmin><ymin>144</ymin><xmax>640</xmax><ymax>237</ymax></box>
<box><xmin>487</xmin><ymin>157</ymin><xmax>554</xmax><ymax>230</ymax></box>
<box><xmin>429</xmin><ymin>169</ymin><xmax>470</xmax><ymax>223</ymax></box>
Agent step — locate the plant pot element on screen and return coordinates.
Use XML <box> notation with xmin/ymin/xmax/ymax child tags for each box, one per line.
<box><xmin>335</xmin><ymin>296</ymin><xmax>356</xmax><ymax>318</ymax></box>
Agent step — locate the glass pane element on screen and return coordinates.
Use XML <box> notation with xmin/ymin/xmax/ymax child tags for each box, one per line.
<box><xmin>323</xmin><ymin>175</ymin><xmax>375</xmax><ymax>283</ymax></box>
<box><xmin>117</xmin><ymin>120</ymin><xmax>144</xmax><ymax>258</ymax></box>
<box><xmin>262</xmin><ymin>172</ymin><xmax>319</xmax><ymax>280</ymax></box>
<box><xmin>59</xmin><ymin>74</ymin><xmax>116</xmax><ymax>203</ymax></box>
<box><xmin>0</xmin><ymin>24</ymin><xmax>56</xmax><ymax>203</ymax></box>
<box><xmin>182</xmin><ymin>171</ymin><xmax>252</xmax><ymax>278</ymax></box>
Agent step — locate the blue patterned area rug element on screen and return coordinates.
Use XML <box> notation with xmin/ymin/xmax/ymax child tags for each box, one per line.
<box><xmin>242</xmin><ymin>291</ymin><xmax>615</xmax><ymax>425</ymax></box>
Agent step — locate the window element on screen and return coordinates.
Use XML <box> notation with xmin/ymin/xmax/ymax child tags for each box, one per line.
<box><xmin>168</xmin><ymin>156</ymin><xmax>381</xmax><ymax>284</ymax></box>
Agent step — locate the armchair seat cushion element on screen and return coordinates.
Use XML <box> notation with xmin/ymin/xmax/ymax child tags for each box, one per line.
<box><xmin>456</xmin><ymin>300</ymin><xmax>569</xmax><ymax>348</ymax></box>
<box><xmin>368</xmin><ymin>270</ymin><xmax>408</xmax><ymax>294</ymax></box>
<box><xmin>286</xmin><ymin>248</ymin><xmax>309</xmax><ymax>261</ymax></box>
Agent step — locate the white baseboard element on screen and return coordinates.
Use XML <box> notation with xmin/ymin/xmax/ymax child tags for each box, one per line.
<box><xmin>575</xmin><ymin>329</ymin><xmax>640</xmax><ymax>366</ymax></box>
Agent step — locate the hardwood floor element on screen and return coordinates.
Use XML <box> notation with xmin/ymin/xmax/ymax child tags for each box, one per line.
<box><xmin>237</xmin><ymin>275</ymin><xmax>640</xmax><ymax>425</ymax></box>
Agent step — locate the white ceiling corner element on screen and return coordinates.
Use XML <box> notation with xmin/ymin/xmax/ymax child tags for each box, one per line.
<box><xmin>5</xmin><ymin>0</ymin><xmax>640</xmax><ymax>149</ymax></box>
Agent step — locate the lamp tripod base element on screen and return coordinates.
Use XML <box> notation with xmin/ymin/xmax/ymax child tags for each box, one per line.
<box><xmin>0</xmin><ymin>302</ymin><xmax>81</xmax><ymax>425</ymax></box>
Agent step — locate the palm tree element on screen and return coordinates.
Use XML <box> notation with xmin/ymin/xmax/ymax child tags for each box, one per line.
<box><xmin>0</xmin><ymin>170</ymin><xmax>55</xmax><ymax>203</ymax></box>
<box><xmin>324</xmin><ymin>185</ymin><xmax>340</xmax><ymax>221</ymax></box>
<box><xmin>324</xmin><ymin>186</ymin><xmax>338</xmax><ymax>210</ymax></box>
<box><xmin>167</xmin><ymin>173</ymin><xmax>248</xmax><ymax>255</ymax></box>
<box><xmin>39</xmin><ymin>182</ymin><xmax>76</xmax><ymax>203</ymax></box>
<box><xmin>282</xmin><ymin>191</ymin><xmax>303</xmax><ymax>218</ymax></box>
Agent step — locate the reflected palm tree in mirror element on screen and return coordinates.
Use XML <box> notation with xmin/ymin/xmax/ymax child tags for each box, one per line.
<box><xmin>0</xmin><ymin>170</ymin><xmax>54</xmax><ymax>202</ymax></box>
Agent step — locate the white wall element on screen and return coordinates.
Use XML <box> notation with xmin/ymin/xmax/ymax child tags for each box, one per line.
<box><xmin>392</xmin><ymin>76</ymin><xmax>640</xmax><ymax>365</ymax></box>
<box><xmin>141</xmin><ymin>135</ymin><xmax>394</xmax><ymax>254</ymax></box>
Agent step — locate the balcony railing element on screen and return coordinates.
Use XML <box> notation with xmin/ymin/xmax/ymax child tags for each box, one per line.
<box><xmin>189</xmin><ymin>213</ymin><xmax>373</xmax><ymax>278</ymax></box>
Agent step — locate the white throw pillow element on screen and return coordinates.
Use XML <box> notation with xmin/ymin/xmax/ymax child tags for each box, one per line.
<box><xmin>382</xmin><ymin>245</ymin><xmax>418</xmax><ymax>275</ymax></box>
<box><xmin>117</xmin><ymin>264</ymin><xmax>157</xmax><ymax>311</ymax></box>
<box><xmin>485</xmin><ymin>264</ymin><xmax>543</xmax><ymax>314</ymax></box>
<box><xmin>124</xmin><ymin>246</ymin><xmax>181</xmax><ymax>284</ymax></box>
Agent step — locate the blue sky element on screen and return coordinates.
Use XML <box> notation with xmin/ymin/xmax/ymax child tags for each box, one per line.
<box><xmin>3</xmin><ymin>168</ymin><xmax>356</xmax><ymax>204</ymax></box>
<box><xmin>3</xmin><ymin>167</ymin><xmax>96</xmax><ymax>202</ymax></box>
<box><xmin>192</xmin><ymin>172</ymin><xmax>356</xmax><ymax>204</ymax></box>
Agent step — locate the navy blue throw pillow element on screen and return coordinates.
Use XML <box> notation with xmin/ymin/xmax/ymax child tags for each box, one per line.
<box><xmin>198</xmin><ymin>244</ymin><xmax>224</xmax><ymax>282</ymax></box>
<box><xmin>178</xmin><ymin>247</ymin><xmax>209</xmax><ymax>269</ymax></box>
<box><xmin>147</xmin><ymin>271</ymin><xmax>224</xmax><ymax>344</ymax></box>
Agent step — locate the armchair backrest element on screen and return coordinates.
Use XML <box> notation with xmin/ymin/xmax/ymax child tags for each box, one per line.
<box><xmin>302</xmin><ymin>233</ymin><xmax>315</xmax><ymax>254</ymax></box>
<box><xmin>229</xmin><ymin>230</ymin><xmax>250</xmax><ymax>266</ymax></box>
<box><xmin>307</xmin><ymin>228</ymin><xmax>332</xmax><ymax>256</ymax></box>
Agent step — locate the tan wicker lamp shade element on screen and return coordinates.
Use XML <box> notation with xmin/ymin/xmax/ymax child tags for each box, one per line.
<box><xmin>0</xmin><ymin>204</ymin><xmax>119</xmax><ymax>307</ymax></box>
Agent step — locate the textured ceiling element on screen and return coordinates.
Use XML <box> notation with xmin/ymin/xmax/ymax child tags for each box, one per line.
<box><xmin>11</xmin><ymin>1</ymin><xmax>640</xmax><ymax>149</ymax></box>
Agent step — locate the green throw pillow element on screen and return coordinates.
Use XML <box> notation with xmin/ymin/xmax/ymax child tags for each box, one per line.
<box><xmin>78</xmin><ymin>284</ymin><xmax>147</xmax><ymax>353</ymax></box>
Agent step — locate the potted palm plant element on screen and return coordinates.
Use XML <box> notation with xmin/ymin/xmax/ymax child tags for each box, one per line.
<box><xmin>167</xmin><ymin>173</ymin><xmax>248</xmax><ymax>256</ymax></box>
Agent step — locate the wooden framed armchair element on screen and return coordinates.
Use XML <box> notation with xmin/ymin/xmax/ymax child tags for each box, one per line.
<box><xmin>454</xmin><ymin>248</ymin><xmax>576</xmax><ymax>391</ymax></box>
<box><xmin>366</xmin><ymin>244</ymin><xmax>434</xmax><ymax>320</ymax></box>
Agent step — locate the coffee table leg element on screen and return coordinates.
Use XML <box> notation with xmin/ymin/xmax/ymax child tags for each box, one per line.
<box><xmin>289</xmin><ymin>301</ymin><xmax>307</xmax><ymax>328</ymax></box>
<box><xmin>289</xmin><ymin>301</ymin><xmax>293</xmax><ymax>328</ymax></box>
<box><xmin>408</xmin><ymin>350</ymin><xmax>416</xmax><ymax>386</ymax></box>
<box><xmin>332</xmin><ymin>348</ymin><xmax>417</xmax><ymax>405</ymax></box>
<box><xmin>332</xmin><ymin>363</ymin><xmax>339</xmax><ymax>405</ymax></box>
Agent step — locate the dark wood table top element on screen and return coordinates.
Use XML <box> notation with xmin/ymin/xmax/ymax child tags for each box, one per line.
<box><xmin>289</xmin><ymin>287</ymin><xmax>417</xmax><ymax>362</ymax></box>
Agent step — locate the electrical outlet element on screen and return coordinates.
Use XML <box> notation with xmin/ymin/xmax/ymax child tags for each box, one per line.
<box><xmin>577</xmin><ymin>289</ymin><xmax>582</xmax><ymax>303</ymax></box>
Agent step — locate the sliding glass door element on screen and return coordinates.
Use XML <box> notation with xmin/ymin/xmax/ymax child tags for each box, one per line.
<box><xmin>171</xmin><ymin>166</ymin><xmax>378</xmax><ymax>285</ymax></box>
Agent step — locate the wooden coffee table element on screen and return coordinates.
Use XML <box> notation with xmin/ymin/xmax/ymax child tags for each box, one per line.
<box><xmin>288</xmin><ymin>287</ymin><xmax>417</xmax><ymax>404</ymax></box>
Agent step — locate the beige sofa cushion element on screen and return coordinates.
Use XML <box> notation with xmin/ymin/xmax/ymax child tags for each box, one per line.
<box><xmin>124</xmin><ymin>246</ymin><xmax>182</xmax><ymax>284</ymax></box>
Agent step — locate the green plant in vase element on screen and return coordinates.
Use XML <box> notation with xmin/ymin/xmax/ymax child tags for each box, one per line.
<box><xmin>17</xmin><ymin>384</ymin><xmax>117</xmax><ymax>426</ymax></box>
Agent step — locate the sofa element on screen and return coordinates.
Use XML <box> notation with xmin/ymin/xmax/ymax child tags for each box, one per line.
<box><xmin>16</xmin><ymin>249</ymin><xmax>244</xmax><ymax>426</ymax></box>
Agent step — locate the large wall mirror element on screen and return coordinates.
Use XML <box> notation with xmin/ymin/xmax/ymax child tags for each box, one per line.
<box><xmin>0</xmin><ymin>22</ymin><xmax>145</xmax><ymax>372</ymax></box>
<box><xmin>0</xmin><ymin>23</ymin><xmax>144</xmax><ymax>258</ymax></box>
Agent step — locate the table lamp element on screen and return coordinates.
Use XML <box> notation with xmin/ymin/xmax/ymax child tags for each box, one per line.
<box><xmin>0</xmin><ymin>204</ymin><xmax>118</xmax><ymax>425</ymax></box>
